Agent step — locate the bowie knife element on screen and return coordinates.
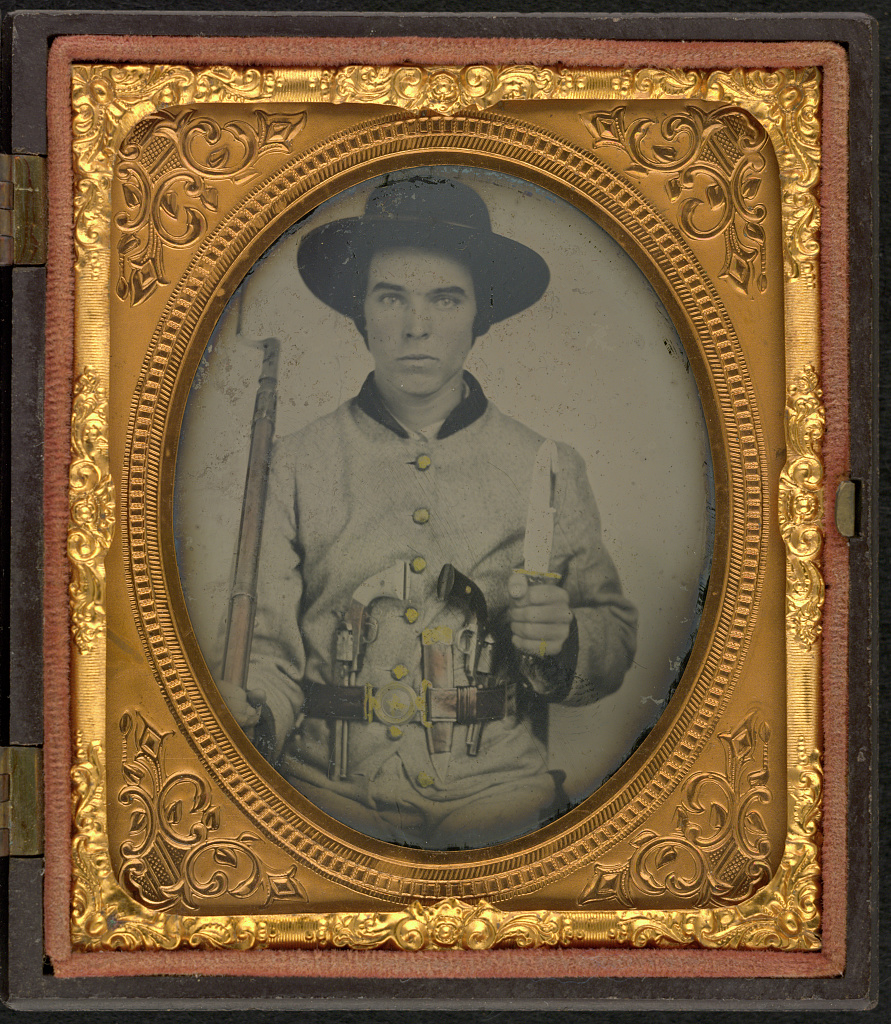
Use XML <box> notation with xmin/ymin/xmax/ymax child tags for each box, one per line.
<box><xmin>522</xmin><ymin>439</ymin><xmax>559</xmax><ymax>579</ymax></box>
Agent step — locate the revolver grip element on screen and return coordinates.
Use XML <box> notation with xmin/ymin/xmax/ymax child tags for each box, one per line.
<box><xmin>437</xmin><ymin>563</ymin><xmax>488</xmax><ymax>625</ymax></box>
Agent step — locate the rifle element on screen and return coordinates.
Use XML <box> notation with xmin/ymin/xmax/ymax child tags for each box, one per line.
<box><xmin>220</xmin><ymin>335</ymin><xmax>280</xmax><ymax>762</ymax></box>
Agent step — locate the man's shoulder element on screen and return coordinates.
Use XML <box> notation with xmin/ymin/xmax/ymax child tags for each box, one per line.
<box><xmin>271</xmin><ymin>401</ymin><xmax>356</xmax><ymax>463</ymax></box>
<box><xmin>481</xmin><ymin>403</ymin><xmax>542</xmax><ymax>446</ymax></box>
<box><xmin>478</xmin><ymin>408</ymin><xmax>589</xmax><ymax>498</ymax></box>
<box><xmin>483</xmin><ymin>405</ymin><xmax>582</xmax><ymax>467</ymax></box>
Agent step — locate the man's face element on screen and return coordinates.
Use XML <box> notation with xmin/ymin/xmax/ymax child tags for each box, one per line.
<box><xmin>363</xmin><ymin>247</ymin><xmax>477</xmax><ymax>400</ymax></box>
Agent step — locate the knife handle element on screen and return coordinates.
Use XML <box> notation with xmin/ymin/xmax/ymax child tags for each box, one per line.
<box><xmin>512</xmin><ymin>570</ymin><xmax>564</xmax><ymax>672</ymax></box>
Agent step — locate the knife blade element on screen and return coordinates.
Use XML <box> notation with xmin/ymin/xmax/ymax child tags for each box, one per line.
<box><xmin>523</xmin><ymin>439</ymin><xmax>558</xmax><ymax>576</ymax></box>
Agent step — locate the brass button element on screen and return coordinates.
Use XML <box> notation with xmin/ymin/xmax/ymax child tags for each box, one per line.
<box><xmin>417</xmin><ymin>772</ymin><xmax>435</xmax><ymax>788</ymax></box>
<box><xmin>404</xmin><ymin>607</ymin><xmax>419</xmax><ymax>624</ymax></box>
<box><xmin>412</xmin><ymin>508</ymin><xmax>430</xmax><ymax>524</ymax></box>
<box><xmin>391</xmin><ymin>664</ymin><xmax>408</xmax><ymax>680</ymax></box>
<box><xmin>388</xmin><ymin>725</ymin><xmax>403</xmax><ymax>739</ymax></box>
<box><xmin>415</xmin><ymin>454</ymin><xmax>432</xmax><ymax>471</ymax></box>
<box><xmin>410</xmin><ymin>557</ymin><xmax>427</xmax><ymax>573</ymax></box>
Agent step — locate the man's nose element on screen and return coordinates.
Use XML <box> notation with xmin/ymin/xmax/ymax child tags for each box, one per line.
<box><xmin>404</xmin><ymin>301</ymin><xmax>431</xmax><ymax>338</ymax></box>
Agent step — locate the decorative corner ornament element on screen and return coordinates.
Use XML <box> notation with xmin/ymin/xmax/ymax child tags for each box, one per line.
<box><xmin>587</xmin><ymin>744</ymin><xmax>821</xmax><ymax>951</ymax></box>
<box><xmin>117</xmin><ymin>710</ymin><xmax>307</xmax><ymax>912</ymax></box>
<box><xmin>115</xmin><ymin>108</ymin><xmax>307</xmax><ymax>305</ymax></box>
<box><xmin>579</xmin><ymin>711</ymin><xmax>773</xmax><ymax>908</ymax></box>
<box><xmin>623</xmin><ymin>67</ymin><xmax>820</xmax><ymax>286</ymax></box>
<box><xmin>700</xmin><ymin>69</ymin><xmax>821</xmax><ymax>287</ymax></box>
<box><xmin>582</xmin><ymin>103</ymin><xmax>770</xmax><ymax>295</ymax></box>
<box><xmin>72</xmin><ymin>63</ymin><xmax>309</xmax><ymax>276</ymax></box>
<box><xmin>72</xmin><ymin>735</ymin><xmax>266</xmax><ymax>951</ymax></box>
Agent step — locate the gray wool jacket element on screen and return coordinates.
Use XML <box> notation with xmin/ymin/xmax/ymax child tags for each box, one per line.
<box><xmin>247</xmin><ymin>373</ymin><xmax>637</xmax><ymax>847</ymax></box>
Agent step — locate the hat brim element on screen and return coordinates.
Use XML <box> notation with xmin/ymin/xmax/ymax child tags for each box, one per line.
<box><xmin>297</xmin><ymin>217</ymin><xmax>550</xmax><ymax>326</ymax></box>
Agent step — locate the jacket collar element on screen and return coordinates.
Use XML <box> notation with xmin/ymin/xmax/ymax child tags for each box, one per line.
<box><xmin>355</xmin><ymin>371</ymin><xmax>488</xmax><ymax>440</ymax></box>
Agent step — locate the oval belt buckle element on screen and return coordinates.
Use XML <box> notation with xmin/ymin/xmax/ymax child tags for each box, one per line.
<box><xmin>370</xmin><ymin>680</ymin><xmax>419</xmax><ymax>726</ymax></box>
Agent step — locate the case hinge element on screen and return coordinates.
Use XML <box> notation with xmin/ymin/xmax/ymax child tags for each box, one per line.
<box><xmin>0</xmin><ymin>154</ymin><xmax>47</xmax><ymax>266</ymax></box>
<box><xmin>835</xmin><ymin>478</ymin><xmax>861</xmax><ymax>538</ymax></box>
<box><xmin>0</xmin><ymin>747</ymin><xmax>44</xmax><ymax>856</ymax></box>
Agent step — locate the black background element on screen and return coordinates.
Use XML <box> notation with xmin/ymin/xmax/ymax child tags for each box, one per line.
<box><xmin>0</xmin><ymin>0</ymin><xmax>884</xmax><ymax>1018</ymax></box>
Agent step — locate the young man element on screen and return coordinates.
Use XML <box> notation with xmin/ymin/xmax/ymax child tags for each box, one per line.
<box><xmin>221</xmin><ymin>177</ymin><xmax>637</xmax><ymax>850</ymax></box>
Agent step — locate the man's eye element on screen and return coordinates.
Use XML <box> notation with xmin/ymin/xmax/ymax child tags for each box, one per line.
<box><xmin>434</xmin><ymin>295</ymin><xmax>459</xmax><ymax>308</ymax></box>
<box><xmin>378</xmin><ymin>293</ymin><xmax>404</xmax><ymax>306</ymax></box>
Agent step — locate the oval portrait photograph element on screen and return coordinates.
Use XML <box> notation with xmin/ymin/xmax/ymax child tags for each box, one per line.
<box><xmin>172</xmin><ymin>165</ymin><xmax>714</xmax><ymax>851</ymax></box>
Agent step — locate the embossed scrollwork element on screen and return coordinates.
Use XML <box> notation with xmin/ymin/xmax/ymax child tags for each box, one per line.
<box><xmin>334</xmin><ymin>64</ymin><xmax>575</xmax><ymax>114</ymax></box>
<box><xmin>621</xmin><ymin>67</ymin><xmax>820</xmax><ymax>286</ymax></box>
<box><xmin>69</xmin><ymin>61</ymin><xmax>823</xmax><ymax>954</ymax></box>
<box><xmin>696</xmin><ymin>746</ymin><xmax>821</xmax><ymax>951</ymax></box>
<box><xmin>68</xmin><ymin>368</ymin><xmax>115</xmax><ymax>653</ymax></box>
<box><xmin>117</xmin><ymin>711</ymin><xmax>306</xmax><ymax>911</ymax></box>
<box><xmin>327</xmin><ymin>899</ymin><xmax>563</xmax><ymax>951</ymax></box>
<box><xmin>72</xmin><ymin>63</ymin><xmax>308</xmax><ymax>278</ymax></box>
<box><xmin>114</xmin><ymin>108</ymin><xmax>306</xmax><ymax>304</ymax></box>
<box><xmin>779</xmin><ymin>366</ymin><xmax>825</xmax><ymax>648</ymax></box>
<box><xmin>580</xmin><ymin>712</ymin><xmax>773</xmax><ymax>907</ymax></box>
<box><xmin>705</xmin><ymin>69</ymin><xmax>820</xmax><ymax>286</ymax></box>
<box><xmin>71</xmin><ymin>62</ymin><xmax>821</xmax><ymax>291</ymax></box>
<box><xmin>570</xmin><ymin>746</ymin><xmax>820</xmax><ymax>952</ymax></box>
<box><xmin>73</xmin><ymin>728</ymin><xmax>820</xmax><ymax>952</ymax></box>
<box><xmin>332</xmin><ymin>64</ymin><xmax>636</xmax><ymax>112</ymax></box>
<box><xmin>582</xmin><ymin>104</ymin><xmax>769</xmax><ymax>295</ymax></box>
<box><xmin>630</xmin><ymin>67</ymin><xmax>708</xmax><ymax>100</ymax></box>
<box><xmin>190</xmin><ymin>65</ymin><xmax>280</xmax><ymax>103</ymax></box>
<box><xmin>72</xmin><ymin>736</ymin><xmax>267</xmax><ymax>951</ymax></box>
<box><xmin>72</xmin><ymin>65</ymin><xmax>196</xmax><ymax>269</ymax></box>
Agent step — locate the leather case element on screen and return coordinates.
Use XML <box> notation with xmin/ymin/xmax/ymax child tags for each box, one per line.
<box><xmin>2</xmin><ymin>10</ymin><xmax>878</xmax><ymax>1011</ymax></box>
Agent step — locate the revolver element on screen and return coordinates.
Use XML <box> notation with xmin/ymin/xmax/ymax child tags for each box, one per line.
<box><xmin>437</xmin><ymin>564</ymin><xmax>497</xmax><ymax>756</ymax></box>
<box><xmin>331</xmin><ymin>561</ymin><xmax>411</xmax><ymax>779</ymax></box>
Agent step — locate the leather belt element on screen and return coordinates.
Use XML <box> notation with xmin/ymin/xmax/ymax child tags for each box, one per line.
<box><xmin>303</xmin><ymin>681</ymin><xmax>506</xmax><ymax>726</ymax></box>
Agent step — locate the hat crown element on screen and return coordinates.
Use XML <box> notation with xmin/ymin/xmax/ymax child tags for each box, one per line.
<box><xmin>297</xmin><ymin>175</ymin><xmax>549</xmax><ymax>324</ymax></box>
<box><xmin>363</xmin><ymin>178</ymin><xmax>492</xmax><ymax>234</ymax></box>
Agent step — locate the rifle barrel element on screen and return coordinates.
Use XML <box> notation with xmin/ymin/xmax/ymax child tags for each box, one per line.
<box><xmin>221</xmin><ymin>337</ymin><xmax>280</xmax><ymax>692</ymax></box>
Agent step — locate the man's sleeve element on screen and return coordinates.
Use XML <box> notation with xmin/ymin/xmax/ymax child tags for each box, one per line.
<box><xmin>549</xmin><ymin>444</ymin><xmax>638</xmax><ymax>706</ymax></box>
<box><xmin>245</xmin><ymin>440</ymin><xmax>307</xmax><ymax>756</ymax></box>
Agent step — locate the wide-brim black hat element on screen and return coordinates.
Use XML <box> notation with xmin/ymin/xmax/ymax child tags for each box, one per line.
<box><xmin>297</xmin><ymin>177</ymin><xmax>550</xmax><ymax>327</ymax></box>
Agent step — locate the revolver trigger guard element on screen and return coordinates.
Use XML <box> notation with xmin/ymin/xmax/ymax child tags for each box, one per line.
<box><xmin>456</xmin><ymin>628</ymin><xmax>475</xmax><ymax>654</ymax></box>
<box><xmin>362</xmin><ymin>616</ymin><xmax>379</xmax><ymax>644</ymax></box>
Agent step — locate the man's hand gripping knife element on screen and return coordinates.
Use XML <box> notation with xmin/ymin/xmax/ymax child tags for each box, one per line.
<box><xmin>511</xmin><ymin>439</ymin><xmax>576</xmax><ymax>695</ymax></box>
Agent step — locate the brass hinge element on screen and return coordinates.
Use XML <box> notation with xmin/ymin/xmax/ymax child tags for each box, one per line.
<box><xmin>0</xmin><ymin>747</ymin><xmax>44</xmax><ymax>856</ymax></box>
<box><xmin>835</xmin><ymin>479</ymin><xmax>860</xmax><ymax>538</ymax></box>
<box><xmin>0</xmin><ymin>154</ymin><xmax>47</xmax><ymax>266</ymax></box>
